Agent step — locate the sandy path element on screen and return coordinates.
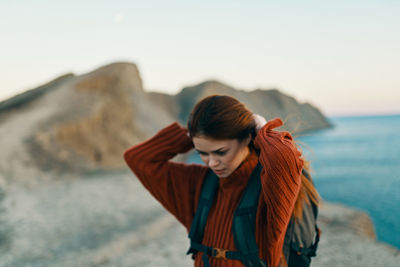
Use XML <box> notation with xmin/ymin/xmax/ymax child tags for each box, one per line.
<box><xmin>0</xmin><ymin>171</ymin><xmax>165</xmax><ymax>266</ymax></box>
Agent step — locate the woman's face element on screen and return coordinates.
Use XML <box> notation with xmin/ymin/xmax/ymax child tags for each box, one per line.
<box><xmin>192</xmin><ymin>135</ymin><xmax>251</xmax><ymax>178</ymax></box>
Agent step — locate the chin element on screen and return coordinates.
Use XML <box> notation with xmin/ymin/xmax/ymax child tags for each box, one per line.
<box><xmin>218</xmin><ymin>172</ymin><xmax>231</xmax><ymax>178</ymax></box>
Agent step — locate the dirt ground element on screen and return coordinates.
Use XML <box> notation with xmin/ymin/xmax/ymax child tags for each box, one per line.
<box><xmin>0</xmin><ymin>171</ymin><xmax>398</xmax><ymax>267</ymax></box>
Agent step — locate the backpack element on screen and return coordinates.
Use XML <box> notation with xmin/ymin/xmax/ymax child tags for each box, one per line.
<box><xmin>187</xmin><ymin>163</ymin><xmax>320</xmax><ymax>267</ymax></box>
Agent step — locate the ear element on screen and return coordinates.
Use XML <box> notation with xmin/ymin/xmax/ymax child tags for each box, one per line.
<box><xmin>244</xmin><ymin>133</ymin><xmax>252</xmax><ymax>146</ymax></box>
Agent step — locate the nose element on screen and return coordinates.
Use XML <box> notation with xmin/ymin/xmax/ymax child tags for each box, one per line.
<box><xmin>208</xmin><ymin>155</ymin><xmax>220</xmax><ymax>168</ymax></box>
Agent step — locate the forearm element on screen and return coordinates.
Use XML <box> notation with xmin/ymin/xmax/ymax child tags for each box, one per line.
<box><xmin>123</xmin><ymin>122</ymin><xmax>206</xmax><ymax>227</ymax></box>
<box><xmin>254</xmin><ymin>118</ymin><xmax>304</xmax><ymax>267</ymax></box>
<box><xmin>123</xmin><ymin>122</ymin><xmax>193</xmax><ymax>177</ymax></box>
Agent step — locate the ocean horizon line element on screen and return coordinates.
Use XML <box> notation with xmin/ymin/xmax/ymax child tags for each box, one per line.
<box><xmin>327</xmin><ymin>112</ymin><xmax>400</xmax><ymax>119</ymax></box>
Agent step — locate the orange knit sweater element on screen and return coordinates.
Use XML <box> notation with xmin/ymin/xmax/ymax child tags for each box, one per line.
<box><xmin>123</xmin><ymin>118</ymin><xmax>304</xmax><ymax>267</ymax></box>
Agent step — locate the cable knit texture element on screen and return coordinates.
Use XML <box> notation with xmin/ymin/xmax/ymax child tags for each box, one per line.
<box><xmin>123</xmin><ymin>118</ymin><xmax>304</xmax><ymax>267</ymax></box>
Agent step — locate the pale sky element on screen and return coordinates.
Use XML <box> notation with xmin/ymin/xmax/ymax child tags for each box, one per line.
<box><xmin>1</xmin><ymin>0</ymin><xmax>399</xmax><ymax>116</ymax></box>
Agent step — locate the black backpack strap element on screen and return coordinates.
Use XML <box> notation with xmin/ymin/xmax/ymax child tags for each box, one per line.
<box><xmin>189</xmin><ymin>242</ymin><xmax>245</xmax><ymax>267</ymax></box>
<box><xmin>187</xmin><ymin>169</ymin><xmax>219</xmax><ymax>257</ymax></box>
<box><xmin>233</xmin><ymin>163</ymin><xmax>267</xmax><ymax>267</ymax></box>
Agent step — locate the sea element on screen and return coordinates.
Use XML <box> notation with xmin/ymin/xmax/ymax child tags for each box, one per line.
<box><xmin>297</xmin><ymin>114</ymin><xmax>400</xmax><ymax>249</ymax></box>
<box><xmin>187</xmin><ymin>114</ymin><xmax>400</xmax><ymax>249</ymax></box>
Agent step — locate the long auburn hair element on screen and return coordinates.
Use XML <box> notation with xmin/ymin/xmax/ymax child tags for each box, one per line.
<box><xmin>188</xmin><ymin>95</ymin><xmax>256</xmax><ymax>141</ymax></box>
<box><xmin>187</xmin><ymin>94</ymin><xmax>320</xmax><ymax>221</ymax></box>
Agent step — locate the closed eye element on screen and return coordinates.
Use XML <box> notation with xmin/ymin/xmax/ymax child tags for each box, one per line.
<box><xmin>214</xmin><ymin>150</ymin><xmax>227</xmax><ymax>156</ymax></box>
<box><xmin>196</xmin><ymin>149</ymin><xmax>228</xmax><ymax>156</ymax></box>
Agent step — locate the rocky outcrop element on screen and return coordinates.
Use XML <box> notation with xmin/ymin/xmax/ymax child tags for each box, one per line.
<box><xmin>176</xmin><ymin>80</ymin><xmax>331</xmax><ymax>133</ymax></box>
<box><xmin>312</xmin><ymin>203</ymin><xmax>399</xmax><ymax>266</ymax></box>
<box><xmin>0</xmin><ymin>73</ymin><xmax>75</xmax><ymax>114</ymax></box>
<box><xmin>0</xmin><ymin>62</ymin><xmax>332</xmax><ymax>182</ymax></box>
<box><xmin>318</xmin><ymin>202</ymin><xmax>376</xmax><ymax>240</ymax></box>
<box><xmin>0</xmin><ymin>63</ymin><xmax>178</xmax><ymax>179</ymax></box>
<box><xmin>34</xmin><ymin>62</ymin><xmax>146</xmax><ymax>170</ymax></box>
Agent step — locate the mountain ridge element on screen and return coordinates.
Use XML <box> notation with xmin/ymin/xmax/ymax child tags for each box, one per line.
<box><xmin>0</xmin><ymin>62</ymin><xmax>332</xmax><ymax>181</ymax></box>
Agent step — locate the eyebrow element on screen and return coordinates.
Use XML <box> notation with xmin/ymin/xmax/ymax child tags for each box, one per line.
<box><xmin>195</xmin><ymin>147</ymin><xmax>227</xmax><ymax>154</ymax></box>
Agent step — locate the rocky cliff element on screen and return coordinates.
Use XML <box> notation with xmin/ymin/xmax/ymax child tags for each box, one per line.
<box><xmin>176</xmin><ymin>80</ymin><xmax>330</xmax><ymax>133</ymax></box>
<box><xmin>0</xmin><ymin>62</ymin><xmax>331</xmax><ymax>183</ymax></box>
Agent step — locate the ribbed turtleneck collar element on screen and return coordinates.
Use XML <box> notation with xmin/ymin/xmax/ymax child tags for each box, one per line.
<box><xmin>218</xmin><ymin>149</ymin><xmax>259</xmax><ymax>191</ymax></box>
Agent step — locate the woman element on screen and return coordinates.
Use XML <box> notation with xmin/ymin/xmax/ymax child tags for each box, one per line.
<box><xmin>124</xmin><ymin>95</ymin><xmax>319</xmax><ymax>267</ymax></box>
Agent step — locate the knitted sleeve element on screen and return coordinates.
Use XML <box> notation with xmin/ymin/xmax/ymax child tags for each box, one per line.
<box><xmin>254</xmin><ymin>118</ymin><xmax>304</xmax><ymax>267</ymax></box>
<box><xmin>123</xmin><ymin>122</ymin><xmax>208</xmax><ymax>229</ymax></box>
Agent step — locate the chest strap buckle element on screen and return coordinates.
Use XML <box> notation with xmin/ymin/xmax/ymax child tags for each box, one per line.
<box><xmin>212</xmin><ymin>248</ymin><xmax>228</xmax><ymax>259</ymax></box>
